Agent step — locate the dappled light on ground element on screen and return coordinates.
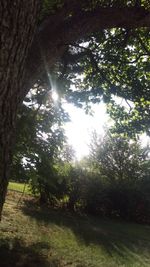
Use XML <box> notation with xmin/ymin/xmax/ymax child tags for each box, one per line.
<box><xmin>22</xmin><ymin>200</ymin><xmax>150</xmax><ymax>267</ymax></box>
<box><xmin>1</xmin><ymin>192</ymin><xmax>150</xmax><ymax>267</ymax></box>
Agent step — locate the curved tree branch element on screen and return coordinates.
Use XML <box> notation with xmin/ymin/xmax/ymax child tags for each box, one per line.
<box><xmin>22</xmin><ymin>5</ymin><xmax>150</xmax><ymax>102</ymax></box>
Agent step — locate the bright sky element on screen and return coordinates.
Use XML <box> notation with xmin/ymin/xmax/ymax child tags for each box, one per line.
<box><xmin>51</xmin><ymin>91</ymin><xmax>149</xmax><ymax>160</ymax></box>
<box><xmin>51</xmin><ymin>83</ymin><xmax>111</xmax><ymax>159</ymax></box>
<box><xmin>62</xmin><ymin>102</ymin><xmax>110</xmax><ymax>159</ymax></box>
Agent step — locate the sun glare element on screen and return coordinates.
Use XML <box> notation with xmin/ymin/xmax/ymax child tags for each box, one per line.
<box><xmin>63</xmin><ymin>101</ymin><xmax>150</xmax><ymax>160</ymax></box>
<box><xmin>63</xmin><ymin>103</ymin><xmax>110</xmax><ymax>160</ymax></box>
<box><xmin>52</xmin><ymin>90</ymin><xmax>59</xmax><ymax>102</ymax></box>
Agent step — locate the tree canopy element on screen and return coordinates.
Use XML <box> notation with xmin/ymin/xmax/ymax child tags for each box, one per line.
<box><xmin>24</xmin><ymin>0</ymin><xmax>150</xmax><ymax>136</ymax></box>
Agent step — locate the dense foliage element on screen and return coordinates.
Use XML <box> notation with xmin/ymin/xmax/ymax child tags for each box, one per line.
<box><xmin>13</xmin><ymin>105</ymin><xmax>150</xmax><ymax>223</ymax></box>
<box><xmin>35</xmin><ymin>1</ymin><xmax>150</xmax><ymax>136</ymax></box>
<box><xmin>12</xmin><ymin>85</ymin><xmax>70</xmax><ymax>202</ymax></box>
<box><xmin>61</xmin><ymin>26</ymin><xmax>150</xmax><ymax>136</ymax></box>
<box><xmin>12</xmin><ymin>1</ymin><xmax>147</xmax><ymax>140</ymax></box>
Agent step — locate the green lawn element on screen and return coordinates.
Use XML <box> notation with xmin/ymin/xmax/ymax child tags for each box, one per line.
<box><xmin>0</xmin><ymin>192</ymin><xmax>150</xmax><ymax>267</ymax></box>
<box><xmin>8</xmin><ymin>181</ymin><xmax>31</xmax><ymax>194</ymax></box>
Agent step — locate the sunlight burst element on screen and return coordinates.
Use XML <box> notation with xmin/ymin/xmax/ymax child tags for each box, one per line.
<box><xmin>52</xmin><ymin>90</ymin><xmax>59</xmax><ymax>102</ymax></box>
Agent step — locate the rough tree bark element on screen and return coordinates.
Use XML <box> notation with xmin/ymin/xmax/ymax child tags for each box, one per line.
<box><xmin>0</xmin><ymin>0</ymin><xmax>150</xmax><ymax>218</ymax></box>
<box><xmin>0</xmin><ymin>0</ymin><xmax>40</xmax><ymax>218</ymax></box>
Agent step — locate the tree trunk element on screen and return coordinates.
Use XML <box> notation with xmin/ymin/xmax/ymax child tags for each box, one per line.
<box><xmin>0</xmin><ymin>0</ymin><xmax>40</xmax><ymax>219</ymax></box>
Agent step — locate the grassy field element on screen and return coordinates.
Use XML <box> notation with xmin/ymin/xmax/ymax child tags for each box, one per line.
<box><xmin>8</xmin><ymin>181</ymin><xmax>31</xmax><ymax>194</ymax></box>
<box><xmin>0</xmin><ymin>191</ymin><xmax>150</xmax><ymax>267</ymax></box>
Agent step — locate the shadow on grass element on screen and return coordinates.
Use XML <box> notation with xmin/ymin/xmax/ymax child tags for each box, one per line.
<box><xmin>0</xmin><ymin>237</ymin><xmax>59</xmax><ymax>267</ymax></box>
<box><xmin>22</xmin><ymin>200</ymin><xmax>150</xmax><ymax>265</ymax></box>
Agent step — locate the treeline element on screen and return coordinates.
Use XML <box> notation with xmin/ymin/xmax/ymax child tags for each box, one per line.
<box><xmin>31</xmin><ymin>134</ymin><xmax>150</xmax><ymax>224</ymax></box>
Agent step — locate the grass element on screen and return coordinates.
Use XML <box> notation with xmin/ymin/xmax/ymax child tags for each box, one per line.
<box><xmin>0</xmin><ymin>191</ymin><xmax>150</xmax><ymax>267</ymax></box>
<box><xmin>8</xmin><ymin>181</ymin><xmax>31</xmax><ymax>194</ymax></box>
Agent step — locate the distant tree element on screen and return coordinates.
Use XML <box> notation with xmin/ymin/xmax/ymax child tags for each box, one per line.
<box><xmin>90</xmin><ymin>132</ymin><xmax>144</xmax><ymax>182</ymax></box>
<box><xmin>58</xmin><ymin>144</ymin><xmax>76</xmax><ymax>163</ymax></box>
<box><xmin>88</xmin><ymin>131</ymin><xmax>150</xmax><ymax>221</ymax></box>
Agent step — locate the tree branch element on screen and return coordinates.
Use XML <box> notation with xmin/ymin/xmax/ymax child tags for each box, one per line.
<box><xmin>23</xmin><ymin>6</ymin><xmax>150</xmax><ymax>99</ymax></box>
